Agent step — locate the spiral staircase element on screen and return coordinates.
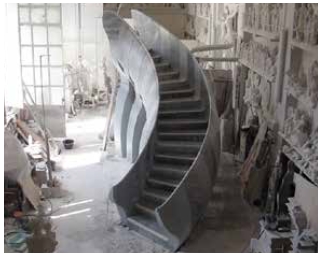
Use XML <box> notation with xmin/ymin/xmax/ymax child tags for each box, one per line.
<box><xmin>103</xmin><ymin>10</ymin><xmax>220</xmax><ymax>251</ymax></box>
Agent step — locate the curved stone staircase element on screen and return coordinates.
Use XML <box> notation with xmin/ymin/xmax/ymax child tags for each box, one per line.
<box><xmin>103</xmin><ymin>10</ymin><xmax>220</xmax><ymax>251</ymax></box>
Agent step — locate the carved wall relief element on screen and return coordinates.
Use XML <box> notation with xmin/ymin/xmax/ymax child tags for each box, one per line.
<box><xmin>293</xmin><ymin>3</ymin><xmax>318</xmax><ymax>45</ymax></box>
<box><xmin>245</xmin><ymin>4</ymin><xmax>284</xmax><ymax>33</ymax></box>
<box><xmin>240</xmin><ymin>40</ymin><xmax>278</xmax><ymax>81</ymax></box>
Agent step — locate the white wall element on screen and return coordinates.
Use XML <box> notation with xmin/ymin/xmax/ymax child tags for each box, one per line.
<box><xmin>4</xmin><ymin>3</ymin><xmax>23</xmax><ymax>108</ymax></box>
<box><xmin>62</xmin><ymin>3</ymin><xmax>116</xmax><ymax>89</ymax></box>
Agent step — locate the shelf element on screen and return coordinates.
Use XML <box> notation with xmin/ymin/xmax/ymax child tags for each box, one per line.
<box><xmin>290</xmin><ymin>40</ymin><xmax>318</xmax><ymax>53</ymax></box>
<box><xmin>239</xmin><ymin>58</ymin><xmax>276</xmax><ymax>82</ymax></box>
<box><xmin>283</xmin><ymin>149</ymin><xmax>317</xmax><ymax>187</ymax></box>
<box><xmin>243</xmin><ymin>27</ymin><xmax>280</xmax><ymax>41</ymax></box>
<box><xmin>279</xmin><ymin>132</ymin><xmax>318</xmax><ymax>186</ymax></box>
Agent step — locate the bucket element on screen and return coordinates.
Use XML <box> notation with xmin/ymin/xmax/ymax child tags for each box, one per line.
<box><xmin>63</xmin><ymin>139</ymin><xmax>74</xmax><ymax>149</ymax></box>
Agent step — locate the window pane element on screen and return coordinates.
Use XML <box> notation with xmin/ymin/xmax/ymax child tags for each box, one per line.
<box><xmin>50</xmin><ymin>67</ymin><xmax>63</xmax><ymax>86</ymax></box>
<box><xmin>35</xmin><ymin>67</ymin><xmax>49</xmax><ymax>86</ymax></box>
<box><xmin>48</xmin><ymin>26</ymin><xmax>62</xmax><ymax>44</ymax></box>
<box><xmin>31</xmin><ymin>7</ymin><xmax>45</xmax><ymax>23</ymax></box>
<box><xmin>19</xmin><ymin>7</ymin><xmax>30</xmax><ymax>23</ymax></box>
<box><xmin>21</xmin><ymin>46</ymin><xmax>33</xmax><ymax>65</ymax></box>
<box><xmin>33</xmin><ymin>26</ymin><xmax>47</xmax><ymax>45</ymax></box>
<box><xmin>35</xmin><ymin>87</ymin><xmax>50</xmax><ymax>104</ymax></box>
<box><xmin>34</xmin><ymin>47</ymin><xmax>48</xmax><ymax>65</ymax></box>
<box><xmin>47</xmin><ymin>7</ymin><xmax>60</xmax><ymax>24</ymax></box>
<box><xmin>24</xmin><ymin>86</ymin><xmax>36</xmax><ymax>104</ymax></box>
<box><xmin>49</xmin><ymin>47</ymin><xmax>62</xmax><ymax>65</ymax></box>
<box><xmin>22</xmin><ymin>67</ymin><xmax>34</xmax><ymax>85</ymax></box>
<box><xmin>51</xmin><ymin>87</ymin><xmax>63</xmax><ymax>105</ymax></box>
<box><xmin>20</xmin><ymin>25</ymin><xmax>32</xmax><ymax>45</ymax></box>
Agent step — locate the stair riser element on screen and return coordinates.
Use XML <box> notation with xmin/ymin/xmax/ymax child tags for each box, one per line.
<box><xmin>159</xmin><ymin>100</ymin><xmax>202</xmax><ymax>111</ymax></box>
<box><xmin>160</xmin><ymin>90</ymin><xmax>194</xmax><ymax>100</ymax></box>
<box><xmin>158</xmin><ymin>110</ymin><xmax>206</xmax><ymax>120</ymax></box>
<box><xmin>155</xmin><ymin>145</ymin><xmax>199</xmax><ymax>156</ymax></box>
<box><xmin>143</xmin><ymin>192</ymin><xmax>168</xmax><ymax>204</ymax></box>
<box><xmin>147</xmin><ymin>180</ymin><xmax>176</xmax><ymax>192</ymax></box>
<box><xmin>158</xmin><ymin>133</ymin><xmax>206</xmax><ymax>142</ymax></box>
<box><xmin>152</xmin><ymin>56</ymin><xmax>162</xmax><ymax>63</ymax></box>
<box><xmin>160</xmin><ymin>82</ymin><xmax>190</xmax><ymax>92</ymax></box>
<box><xmin>158</xmin><ymin>122</ymin><xmax>208</xmax><ymax>132</ymax></box>
<box><xmin>158</xmin><ymin>73</ymin><xmax>179</xmax><ymax>81</ymax></box>
<box><xmin>156</xmin><ymin>64</ymin><xmax>171</xmax><ymax>72</ymax></box>
<box><xmin>154</xmin><ymin>156</ymin><xmax>193</xmax><ymax>166</ymax></box>
<box><xmin>150</xmin><ymin>169</ymin><xmax>186</xmax><ymax>181</ymax></box>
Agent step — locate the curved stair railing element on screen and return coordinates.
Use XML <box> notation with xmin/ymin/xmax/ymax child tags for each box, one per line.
<box><xmin>102</xmin><ymin>11</ymin><xmax>159</xmax><ymax>220</ymax></box>
<box><xmin>103</xmin><ymin>10</ymin><xmax>220</xmax><ymax>251</ymax></box>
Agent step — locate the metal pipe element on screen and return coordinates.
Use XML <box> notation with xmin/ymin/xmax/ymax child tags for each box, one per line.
<box><xmin>191</xmin><ymin>43</ymin><xmax>234</xmax><ymax>53</ymax></box>
<box><xmin>196</xmin><ymin>56</ymin><xmax>239</xmax><ymax>62</ymax></box>
<box><xmin>40</xmin><ymin>54</ymin><xmax>53</xmax><ymax>186</ymax></box>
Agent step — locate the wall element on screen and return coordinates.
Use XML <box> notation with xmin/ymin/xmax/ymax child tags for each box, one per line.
<box><xmin>103</xmin><ymin>3</ymin><xmax>187</xmax><ymax>39</ymax></box>
<box><xmin>62</xmin><ymin>3</ymin><xmax>116</xmax><ymax>89</ymax></box>
<box><xmin>186</xmin><ymin>3</ymin><xmax>318</xmax><ymax>231</ymax></box>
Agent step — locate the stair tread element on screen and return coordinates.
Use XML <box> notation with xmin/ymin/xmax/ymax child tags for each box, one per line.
<box><xmin>158</xmin><ymin>119</ymin><xmax>208</xmax><ymax>124</ymax></box>
<box><xmin>159</xmin><ymin>106</ymin><xmax>205</xmax><ymax>114</ymax></box>
<box><xmin>135</xmin><ymin>199</ymin><xmax>158</xmax><ymax>216</ymax></box>
<box><xmin>148</xmin><ymin>176</ymin><xmax>180</xmax><ymax>188</ymax></box>
<box><xmin>158</xmin><ymin>71</ymin><xmax>179</xmax><ymax>76</ymax></box>
<box><xmin>156</xmin><ymin>141</ymin><xmax>202</xmax><ymax>148</ymax></box>
<box><xmin>155</xmin><ymin>61</ymin><xmax>170</xmax><ymax>67</ymax></box>
<box><xmin>159</xmin><ymin>78</ymin><xmax>187</xmax><ymax>85</ymax></box>
<box><xmin>160</xmin><ymin>87</ymin><xmax>194</xmax><ymax>95</ymax></box>
<box><xmin>153</xmin><ymin>165</ymin><xmax>188</xmax><ymax>176</ymax></box>
<box><xmin>160</xmin><ymin>97</ymin><xmax>201</xmax><ymax>104</ymax></box>
<box><xmin>143</xmin><ymin>187</ymin><xmax>171</xmax><ymax>201</ymax></box>
<box><xmin>155</xmin><ymin>153</ymin><xmax>195</xmax><ymax>160</ymax></box>
<box><xmin>158</xmin><ymin>131</ymin><xmax>206</xmax><ymax>135</ymax></box>
<box><xmin>127</xmin><ymin>215</ymin><xmax>169</xmax><ymax>242</ymax></box>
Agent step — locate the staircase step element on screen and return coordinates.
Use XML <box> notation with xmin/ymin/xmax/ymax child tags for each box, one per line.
<box><xmin>155</xmin><ymin>61</ymin><xmax>171</xmax><ymax>72</ymax></box>
<box><xmin>160</xmin><ymin>87</ymin><xmax>195</xmax><ymax>100</ymax></box>
<box><xmin>143</xmin><ymin>187</ymin><xmax>171</xmax><ymax>203</ymax></box>
<box><xmin>135</xmin><ymin>198</ymin><xmax>159</xmax><ymax>217</ymax></box>
<box><xmin>158</xmin><ymin>107</ymin><xmax>206</xmax><ymax>120</ymax></box>
<box><xmin>155</xmin><ymin>141</ymin><xmax>201</xmax><ymax>156</ymax></box>
<box><xmin>158</xmin><ymin>131</ymin><xmax>206</xmax><ymax>142</ymax></box>
<box><xmin>158</xmin><ymin>71</ymin><xmax>179</xmax><ymax>81</ymax></box>
<box><xmin>154</xmin><ymin>153</ymin><xmax>194</xmax><ymax>166</ymax></box>
<box><xmin>147</xmin><ymin>176</ymin><xmax>179</xmax><ymax>191</ymax></box>
<box><xmin>159</xmin><ymin>78</ymin><xmax>189</xmax><ymax>91</ymax></box>
<box><xmin>151</xmin><ymin>54</ymin><xmax>162</xmax><ymax>63</ymax></box>
<box><xmin>127</xmin><ymin>216</ymin><xmax>169</xmax><ymax>247</ymax></box>
<box><xmin>158</xmin><ymin>119</ymin><xmax>208</xmax><ymax>132</ymax></box>
<box><xmin>151</xmin><ymin>164</ymin><xmax>188</xmax><ymax>180</ymax></box>
<box><xmin>159</xmin><ymin>98</ymin><xmax>202</xmax><ymax>111</ymax></box>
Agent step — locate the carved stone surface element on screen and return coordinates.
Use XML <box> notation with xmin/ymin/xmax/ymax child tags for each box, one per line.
<box><xmin>245</xmin><ymin>3</ymin><xmax>284</xmax><ymax>33</ymax></box>
<box><xmin>293</xmin><ymin>3</ymin><xmax>318</xmax><ymax>45</ymax></box>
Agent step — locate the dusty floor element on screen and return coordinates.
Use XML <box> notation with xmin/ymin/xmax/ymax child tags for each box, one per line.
<box><xmin>51</xmin><ymin>107</ymin><xmax>167</xmax><ymax>252</ymax></box>
<box><xmin>49</xmin><ymin>107</ymin><xmax>259</xmax><ymax>253</ymax></box>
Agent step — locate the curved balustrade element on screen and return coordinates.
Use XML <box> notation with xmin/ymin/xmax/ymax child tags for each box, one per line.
<box><xmin>103</xmin><ymin>10</ymin><xmax>220</xmax><ymax>251</ymax></box>
<box><xmin>102</xmin><ymin>11</ymin><xmax>159</xmax><ymax>216</ymax></box>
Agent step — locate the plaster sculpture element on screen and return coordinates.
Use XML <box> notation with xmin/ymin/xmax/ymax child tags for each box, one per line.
<box><xmin>284</xmin><ymin>107</ymin><xmax>312</xmax><ymax>148</ymax></box>
<box><xmin>240</xmin><ymin>40</ymin><xmax>278</xmax><ymax>81</ymax></box>
<box><xmin>245</xmin><ymin>4</ymin><xmax>283</xmax><ymax>33</ymax></box>
<box><xmin>307</xmin><ymin>60</ymin><xmax>318</xmax><ymax>108</ymax></box>
<box><xmin>243</xmin><ymin>70</ymin><xmax>272</xmax><ymax>123</ymax></box>
<box><xmin>220</xmin><ymin>4</ymin><xmax>239</xmax><ymax>44</ymax></box>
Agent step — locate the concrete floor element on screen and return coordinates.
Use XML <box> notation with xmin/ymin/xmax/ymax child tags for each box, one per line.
<box><xmin>50</xmin><ymin>107</ymin><xmax>259</xmax><ymax>253</ymax></box>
